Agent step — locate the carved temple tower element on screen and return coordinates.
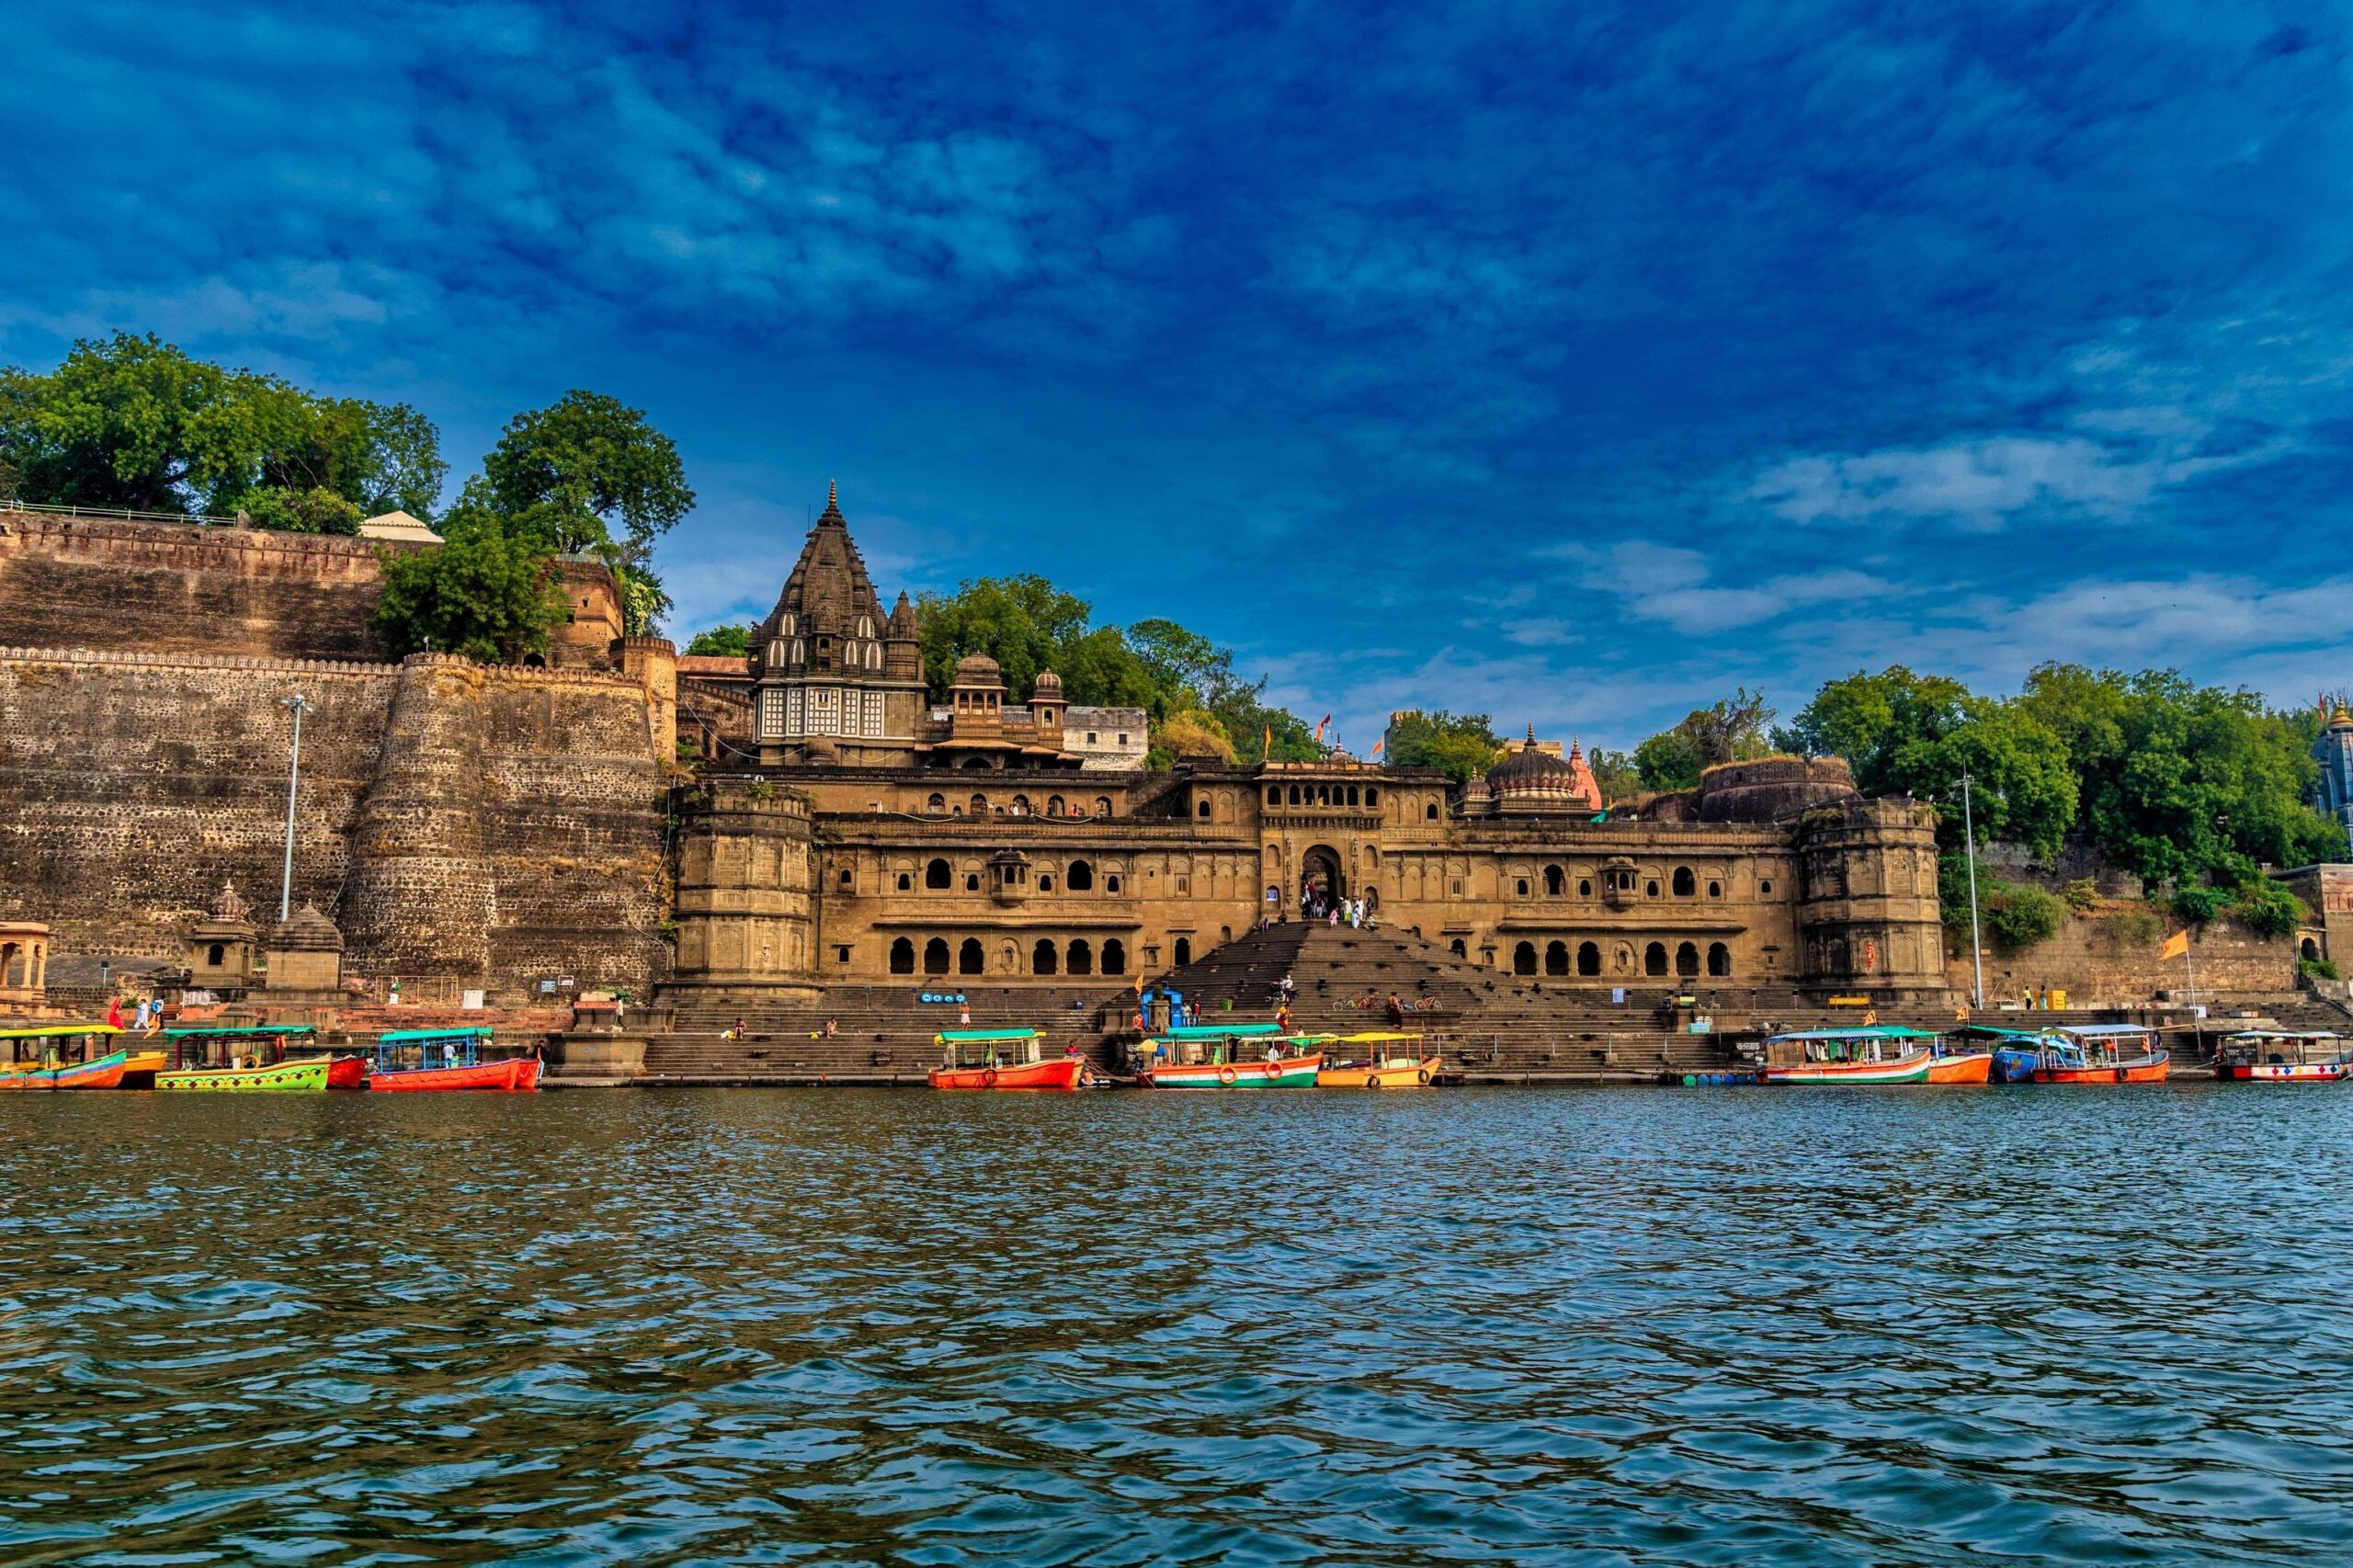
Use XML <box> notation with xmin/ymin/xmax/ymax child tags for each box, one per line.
<box><xmin>750</xmin><ymin>484</ymin><xmax>927</xmax><ymax>767</ymax></box>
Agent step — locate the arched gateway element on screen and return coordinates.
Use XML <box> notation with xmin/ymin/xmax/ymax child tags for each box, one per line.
<box><xmin>1300</xmin><ymin>844</ymin><xmax>1345</xmax><ymax>909</ymax></box>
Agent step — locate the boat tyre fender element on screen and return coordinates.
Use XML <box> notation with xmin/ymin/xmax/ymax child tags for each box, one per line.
<box><xmin>1366</xmin><ymin>1074</ymin><xmax>1381</xmax><ymax>1089</ymax></box>
<box><xmin>1416</xmin><ymin>1068</ymin><xmax>1431</xmax><ymax>1085</ymax></box>
<box><xmin>982</xmin><ymin>1068</ymin><xmax>998</xmax><ymax>1087</ymax></box>
<box><xmin>1218</xmin><ymin>1066</ymin><xmax>1237</xmax><ymax>1086</ymax></box>
<box><xmin>1263</xmin><ymin>1062</ymin><xmax>1283</xmax><ymax>1081</ymax></box>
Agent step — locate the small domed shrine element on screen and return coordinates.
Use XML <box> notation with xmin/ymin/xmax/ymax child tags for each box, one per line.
<box><xmin>1468</xmin><ymin>729</ymin><xmax>1601</xmax><ymax>816</ymax></box>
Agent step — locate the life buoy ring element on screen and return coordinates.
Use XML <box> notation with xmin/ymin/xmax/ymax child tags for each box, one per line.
<box><xmin>982</xmin><ymin>1068</ymin><xmax>998</xmax><ymax>1087</ymax></box>
<box><xmin>1217</xmin><ymin>1066</ymin><xmax>1237</xmax><ymax>1085</ymax></box>
<box><xmin>1263</xmin><ymin>1062</ymin><xmax>1283</xmax><ymax>1080</ymax></box>
<box><xmin>1416</xmin><ymin>1068</ymin><xmax>1431</xmax><ymax>1085</ymax></box>
<box><xmin>1365</xmin><ymin>1074</ymin><xmax>1381</xmax><ymax>1088</ymax></box>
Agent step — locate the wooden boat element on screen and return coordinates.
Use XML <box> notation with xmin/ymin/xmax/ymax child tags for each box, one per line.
<box><xmin>0</xmin><ymin>1049</ymin><xmax>131</xmax><ymax>1089</ymax></box>
<box><xmin>368</xmin><ymin>1028</ymin><xmax>542</xmax><ymax>1091</ymax></box>
<box><xmin>1315</xmin><ymin>1031</ymin><xmax>1444</xmax><ymax>1087</ymax></box>
<box><xmin>1955</xmin><ymin>1026</ymin><xmax>2047</xmax><ymax>1084</ymax></box>
<box><xmin>1138</xmin><ymin>1023</ymin><xmax>1324</xmax><ymax>1088</ymax></box>
<box><xmin>0</xmin><ymin>1022</ymin><xmax>129</xmax><ymax>1086</ymax></box>
<box><xmin>2028</xmin><ymin>1024</ymin><xmax>2168</xmax><ymax>1084</ymax></box>
<box><xmin>2212</xmin><ymin>1030</ymin><xmax>2349</xmax><ymax>1084</ymax></box>
<box><xmin>155</xmin><ymin>1026</ymin><xmax>366</xmax><ymax>1092</ymax></box>
<box><xmin>929</xmin><ymin>1028</ymin><xmax>1086</xmax><ymax>1090</ymax></box>
<box><xmin>1925</xmin><ymin>1039</ymin><xmax>1994</xmax><ymax>1084</ymax></box>
<box><xmin>1759</xmin><ymin>1027</ymin><xmax>1935</xmax><ymax>1085</ymax></box>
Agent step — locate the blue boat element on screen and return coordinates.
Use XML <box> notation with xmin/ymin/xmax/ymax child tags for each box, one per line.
<box><xmin>1958</xmin><ymin>1025</ymin><xmax>2047</xmax><ymax>1084</ymax></box>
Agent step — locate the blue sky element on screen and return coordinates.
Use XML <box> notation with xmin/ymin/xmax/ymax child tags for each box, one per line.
<box><xmin>5</xmin><ymin>1</ymin><xmax>2349</xmax><ymax>752</ymax></box>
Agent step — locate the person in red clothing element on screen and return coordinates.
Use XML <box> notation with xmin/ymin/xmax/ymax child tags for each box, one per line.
<box><xmin>105</xmin><ymin>995</ymin><xmax>124</xmax><ymax>1030</ymax></box>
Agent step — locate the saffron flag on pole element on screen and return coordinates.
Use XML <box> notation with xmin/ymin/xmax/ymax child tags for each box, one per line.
<box><xmin>1315</xmin><ymin>714</ymin><xmax>1330</xmax><ymax>742</ymax></box>
<box><xmin>1263</xmin><ymin>724</ymin><xmax>1272</xmax><ymax>756</ymax></box>
<box><xmin>2161</xmin><ymin>929</ymin><xmax>2189</xmax><ymax>960</ymax></box>
<box><xmin>1371</xmin><ymin>736</ymin><xmax>1383</xmax><ymax>757</ymax></box>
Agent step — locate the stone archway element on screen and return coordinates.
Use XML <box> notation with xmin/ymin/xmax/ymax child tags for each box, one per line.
<box><xmin>1299</xmin><ymin>844</ymin><xmax>1345</xmax><ymax>909</ymax></box>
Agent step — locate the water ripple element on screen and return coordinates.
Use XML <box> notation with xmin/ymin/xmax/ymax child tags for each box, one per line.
<box><xmin>2</xmin><ymin>1086</ymin><xmax>2349</xmax><ymax>1563</ymax></box>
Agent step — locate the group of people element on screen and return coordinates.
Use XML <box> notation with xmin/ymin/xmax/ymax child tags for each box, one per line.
<box><xmin>103</xmin><ymin>996</ymin><xmax>164</xmax><ymax>1032</ymax></box>
<box><xmin>1300</xmin><ymin>890</ymin><xmax>1376</xmax><ymax>929</ymax></box>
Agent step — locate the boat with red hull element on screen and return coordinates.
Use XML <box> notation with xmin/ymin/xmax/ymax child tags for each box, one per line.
<box><xmin>2212</xmin><ymin>1030</ymin><xmax>2348</xmax><ymax>1084</ymax></box>
<box><xmin>367</xmin><ymin>1028</ymin><xmax>540</xmax><ymax>1092</ymax></box>
<box><xmin>2029</xmin><ymin>1024</ymin><xmax>2169</xmax><ymax>1084</ymax></box>
<box><xmin>930</xmin><ymin>1028</ymin><xmax>1089</xmax><ymax>1090</ymax></box>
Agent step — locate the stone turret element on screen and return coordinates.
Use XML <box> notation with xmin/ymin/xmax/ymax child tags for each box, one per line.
<box><xmin>1793</xmin><ymin>794</ymin><xmax>1946</xmax><ymax>999</ymax></box>
<box><xmin>188</xmin><ymin>879</ymin><xmax>258</xmax><ymax>993</ymax></box>
<box><xmin>264</xmin><ymin>903</ymin><xmax>346</xmax><ymax>996</ymax></box>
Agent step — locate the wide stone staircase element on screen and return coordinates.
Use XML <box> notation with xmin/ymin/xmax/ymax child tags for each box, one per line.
<box><xmin>631</xmin><ymin>983</ymin><xmax>1131</xmax><ymax>1085</ymax></box>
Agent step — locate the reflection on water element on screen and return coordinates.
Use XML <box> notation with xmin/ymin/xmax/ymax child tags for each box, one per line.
<box><xmin>1</xmin><ymin>1086</ymin><xmax>2349</xmax><ymax>1564</ymax></box>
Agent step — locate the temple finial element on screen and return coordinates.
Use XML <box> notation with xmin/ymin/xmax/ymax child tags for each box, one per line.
<box><xmin>828</xmin><ymin>479</ymin><xmax>837</xmax><ymax>506</ymax></box>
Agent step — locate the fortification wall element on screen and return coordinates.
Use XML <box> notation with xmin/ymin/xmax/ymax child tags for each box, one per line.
<box><xmin>0</xmin><ymin>512</ymin><xmax>397</xmax><ymax>661</ymax></box>
<box><xmin>1952</xmin><ymin>907</ymin><xmax>2297</xmax><ymax>1006</ymax></box>
<box><xmin>0</xmin><ymin>647</ymin><xmax>669</xmax><ymax>997</ymax></box>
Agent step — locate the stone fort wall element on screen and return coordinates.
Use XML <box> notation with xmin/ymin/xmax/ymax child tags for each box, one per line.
<box><xmin>0</xmin><ymin>646</ymin><xmax>669</xmax><ymax>999</ymax></box>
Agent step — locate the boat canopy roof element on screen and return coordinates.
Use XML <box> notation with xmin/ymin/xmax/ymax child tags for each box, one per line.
<box><xmin>2224</xmin><ymin>1028</ymin><xmax>2339</xmax><ymax>1041</ymax></box>
<box><xmin>935</xmin><ymin>1028</ymin><xmax>1039</xmax><ymax>1044</ymax></box>
<box><xmin>377</xmin><ymin>1027</ymin><xmax>495</xmax><ymax>1043</ymax></box>
<box><xmin>1956</xmin><ymin>1024</ymin><xmax>2041</xmax><ymax>1040</ymax></box>
<box><xmin>1160</xmin><ymin>1022</ymin><xmax>1285</xmax><ymax>1040</ymax></box>
<box><xmin>1768</xmin><ymin>1026</ymin><xmax>1939</xmax><ymax>1042</ymax></box>
<box><xmin>2053</xmin><ymin>1023</ymin><xmax>2155</xmax><ymax>1038</ymax></box>
<box><xmin>0</xmin><ymin>1022</ymin><xmax>120</xmax><ymax>1039</ymax></box>
<box><xmin>162</xmin><ymin>1024</ymin><xmax>317</xmax><ymax>1039</ymax></box>
<box><xmin>1331</xmin><ymin>1030</ymin><xmax>1424</xmax><ymax>1043</ymax></box>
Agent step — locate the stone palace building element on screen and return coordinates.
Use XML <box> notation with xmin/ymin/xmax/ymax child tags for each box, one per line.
<box><xmin>666</xmin><ymin>494</ymin><xmax>1949</xmax><ymax>1006</ymax></box>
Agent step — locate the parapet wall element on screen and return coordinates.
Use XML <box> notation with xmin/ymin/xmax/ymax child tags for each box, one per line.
<box><xmin>0</xmin><ymin>646</ymin><xmax>668</xmax><ymax>998</ymax></box>
<box><xmin>0</xmin><ymin>511</ymin><xmax>398</xmax><ymax>662</ymax></box>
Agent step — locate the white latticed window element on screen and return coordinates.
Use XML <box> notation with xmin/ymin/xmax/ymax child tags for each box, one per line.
<box><xmin>760</xmin><ymin>689</ymin><xmax>785</xmax><ymax>739</ymax></box>
<box><xmin>865</xmin><ymin>692</ymin><xmax>886</xmax><ymax>736</ymax></box>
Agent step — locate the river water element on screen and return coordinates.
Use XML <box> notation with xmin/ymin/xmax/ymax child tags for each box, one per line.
<box><xmin>2</xmin><ymin>1085</ymin><xmax>2348</xmax><ymax>1565</ymax></box>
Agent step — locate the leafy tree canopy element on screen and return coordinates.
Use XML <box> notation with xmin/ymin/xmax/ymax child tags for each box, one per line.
<box><xmin>482</xmin><ymin>390</ymin><xmax>694</xmax><ymax>565</ymax></box>
<box><xmin>684</xmin><ymin>624</ymin><xmax>753</xmax><ymax>658</ymax></box>
<box><xmin>1635</xmin><ymin>687</ymin><xmax>1777</xmax><ymax>790</ymax></box>
<box><xmin>369</xmin><ymin>485</ymin><xmax>564</xmax><ymax>663</ymax></box>
<box><xmin>1384</xmin><ymin>710</ymin><xmax>1501</xmax><ymax>784</ymax></box>
<box><xmin>0</xmin><ymin>332</ymin><xmax>446</xmax><ymax>522</ymax></box>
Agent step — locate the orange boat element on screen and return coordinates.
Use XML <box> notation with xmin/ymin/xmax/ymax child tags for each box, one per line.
<box><xmin>1926</xmin><ymin>1042</ymin><xmax>1994</xmax><ymax>1084</ymax></box>
<box><xmin>368</xmin><ymin>1028</ymin><xmax>541</xmax><ymax>1092</ymax></box>
<box><xmin>930</xmin><ymin>1028</ymin><xmax>1087</xmax><ymax>1090</ymax></box>
<box><xmin>2029</xmin><ymin>1024</ymin><xmax>2169</xmax><ymax>1084</ymax></box>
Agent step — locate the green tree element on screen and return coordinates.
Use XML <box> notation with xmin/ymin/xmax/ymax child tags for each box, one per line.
<box><xmin>1780</xmin><ymin>666</ymin><xmax>1972</xmax><ymax>792</ymax></box>
<box><xmin>1153</xmin><ymin>710</ymin><xmax>1238</xmax><ymax>765</ymax></box>
<box><xmin>2234</xmin><ymin>881</ymin><xmax>2306</xmax><ymax>939</ymax></box>
<box><xmin>369</xmin><ymin>489</ymin><xmax>564</xmax><ymax>663</ymax></box>
<box><xmin>917</xmin><ymin>574</ymin><xmax>1094</xmax><ymax>701</ymax></box>
<box><xmin>1986</xmin><ymin>882</ymin><xmax>2064</xmax><ymax>949</ymax></box>
<box><xmin>684</xmin><ymin>624</ymin><xmax>754</xmax><ymax>657</ymax></box>
<box><xmin>1383</xmin><ymin>710</ymin><xmax>1502</xmax><ymax>783</ymax></box>
<box><xmin>1635</xmin><ymin>687</ymin><xmax>1777</xmax><ymax>790</ymax></box>
<box><xmin>238</xmin><ymin>484</ymin><xmax>364</xmax><ymax>535</ymax></box>
<box><xmin>1633</xmin><ymin>727</ymin><xmax>1706</xmax><ymax>791</ymax></box>
<box><xmin>265</xmin><ymin>397</ymin><xmax>446</xmax><ymax>518</ymax></box>
<box><xmin>1891</xmin><ymin>702</ymin><xmax>2078</xmax><ymax>858</ymax></box>
<box><xmin>482</xmin><ymin>391</ymin><xmax>693</xmax><ymax>564</ymax></box>
<box><xmin>1586</xmin><ymin>747</ymin><xmax>1640</xmax><ymax>804</ymax></box>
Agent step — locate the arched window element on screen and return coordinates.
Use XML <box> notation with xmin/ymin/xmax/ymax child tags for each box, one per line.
<box><xmin>926</xmin><ymin>793</ymin><xmax>945</xmax><ymax>813</ymax></box>
<box><xmin>1096</xmin><ymin>797</ymin><xmax>1113</xmax><ymax>817</ymax></box>
<box><xmin>926</xmin><ymin>858</ymin><xmax>950</xmax><ymax>889</ymax></box>
<box><xmin>1068</xmin><ymin>938</ymin><xmax>1094</xmax><ymax>975</ymax></box>
<box><xmin>1347</xmin><ymin>786</ymin><xmax>1360</xmax><ymax>805</ymax></box>
<box><xmin>2302</xmin><ymin>937</ymin><xmax>2322</xmax><ymax>961</ymax></box>
<box><xmin>923</xmin><ymin>937</ymin><xmax>950</xmax><ymax>975</ymax></box>
<box><xmin>1577</xmin><ymin>941</ymin><xmax>1601</xmax><ymax>976</ymax></box>
<box><xmin>1267</xmin><ymin>786</ymin><xmax>1282</xmax><ymax>804</ymax></box>
<box><xmin>1708</xmin><ymin>942</ymin><xmax>1732</xmax><ymax>977</ymax></box>
<box><xmin>1644</xmin><ymin>941</ymin><xmax>1668</xmax><ymax>977</ymax></box>
<box><xmin>970</xmin><ymin>793</ymin><xmax>988</xmax><ymax>814</ymax></box>
<box><xmin>957</xmin><ymin>937</ymin><xmax>984</xmax><ymax>975</ymax></box>
<box><xmin>1544</xmin><ymin>940</ymin><xmax>1569</xmax><ymax>976</ymax></box>
<box><xmin>1012</xmin><ymin>795</ymin><xmax>1031</xmax><ymax>815</ymax></box>
<box><xmin>1426</xmin><ymin>802</ymin><xmax>1438</xmax><ymax>821</ymax></box>
<box><xmin>965</xmin><ymin>872</ymin><xmax>981</xmax><ymax>892</ymax></box>
<box><xmin>1366</xmin><ymin>788</ymin><xmax>1379</xmax><ymax>806</ymax></box>
<box><xmin>897</xmin><ymin>872</ymin><xmax>911</xmax><ymax>891</ymax></box>
<box><xmin>1673</xmin><ymin>867</ymin><xmax>1696</xmax><ymax>897</ymax></box>
<box><xmin>1102</xmin><ymin>939</ymin><xmax>1127</xmax><ymax>975</ymax></box>
<box><xmin>1760</xmin><ymin>879</ymin><xmax>1774</xmax><ymax>895</ymax></box>
<box><xmin>1033</xmin><ymin>938</ymin><xmax>1058</xmax><ymax>974</ymax></box>
<box><xmin>890</xmin><ymin>937</ymin><xmax>915</xmax><ymax>973</ymax></box>
<box><xmin>1516</xmin><ymin>878</ymin><xmax>1529</xmax><ymax>897</ymax></box>
<box><xmin>207</xmin><ymin>943</ymin><xmax>226</xmax><ymax>966</ymax></box>
<box><xmin>1198</xmin><ymin>799</ymin><xmax>1211</xmax><ymax>818</ymax></box>
<box><xmin>1513</xmin><ymin>941</ymin><xmax>1537</xmax><ymax>975</ymax></box>
<box><xmin>1067</xmin><ymin>860</ymin><xmax>1094</xmax><ymax>892</ymax></box>
<box><xmin>1578</xmin><ymin>878</ymin><xmax>1593</xmax><ymax>897</ymax></box>
<box><xmin>1543</xmin><ymin>865</ymin><xmax>1564</xmax><ymax>896</ymax></box>
<box><xmin>1676</xmin><ymin>941</ymin><xmax>1699</xmax><ymax>977</ymax></box>
<box><xmin>1646</xmin><ymin>879</ymin><xmax>1660</xmax><ymax>898</ymax></box>
<box><xmin>1174</xmin><ymin>937</ymin><xmax>1193</xmax><ymax>967</ymax></box>
<box><xmin>1290</xmin><ymin>785</ymin><xmax>1302</xmax><ymax>805</ymax></box>
<box><xmin>1047</xmin><ymin>795</ymin><xmax>1065</xmax><ymax>816</ymax></box>
<box><xmin>1707</xmin><ymin>880</ymin><xmax>1722</xmax><ymax>898</ymax></box>
<box><xmin>1107</xmin><ymin>874</ymin><xmax>1122</xmax><ymax>893</ymax></box>
<box><xmin>1449</xmin><ymin>937</ymin><xmax>1466</xmax><ymax>959</ymax></box>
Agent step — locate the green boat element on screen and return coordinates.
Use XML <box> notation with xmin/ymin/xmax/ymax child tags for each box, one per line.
<box><xmin>154</xmin><ymin>1026</ymin><xmax>361</xmax><ymax>1092</ymax></box>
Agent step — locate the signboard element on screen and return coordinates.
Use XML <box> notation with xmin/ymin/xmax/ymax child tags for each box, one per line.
<box><xmin>540</xmin><ymin>979</ymin><xmax>557</xmax><ymax>994</ymax></box>
<box><xmin>918</xmin><ymin>991</ymin><xmax>968</xmax><ymax>1006</ymax></box>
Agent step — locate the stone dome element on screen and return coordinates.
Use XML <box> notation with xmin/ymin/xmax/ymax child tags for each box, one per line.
<box><xmin>268</xmin><ymin>903</ymin><xmax>344</xmax><ymax>952</ymax></box>
<box><xmin>1032</xmin><ymin>669</ymin><xmax>1063</xmax><ymax>695</ymax></box>
<box><xmin>1487</xmin><ymin>728</ymin><xmax>1583</xmax><ymax>795</ymax></box>
<box><xmin>954</xmin><ymin>653</ymin><xmax>1003</xmax><ymax>683</ymax></box>
<box><xmin>208</xmin><ymin>879</ymin><xmax>250</xmax><ymax>923</ymax></box>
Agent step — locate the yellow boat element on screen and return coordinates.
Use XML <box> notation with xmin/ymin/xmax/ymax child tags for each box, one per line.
<box><xmin>1</xmin><ymin>1023</ymin><xmax>127</xmax><ymax>1075</ymax></box>
<box><xmin>1314</xmin><ymin>1031</ymin><xmax>1444</xmax><ymax>1088</ymax></box>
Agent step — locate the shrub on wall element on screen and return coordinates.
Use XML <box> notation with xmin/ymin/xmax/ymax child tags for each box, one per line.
<box><xmin>1986</xmin><ymin>883</ymin><xmax>2064</xmax><ymax>949</ymax></box>
<box><xmin>2234</xmin><ymin>881</ymin><xmax>2307</xmax><ymax>940</ymax></box>
<box><xmin>2169</xmin><ymin>883</ymin><xmax>2227</xmax><ymax>927</ymax></box>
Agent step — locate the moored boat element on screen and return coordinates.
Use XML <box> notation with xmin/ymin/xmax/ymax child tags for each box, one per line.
<box><xmin>2212</xmin><ymin>1029</ymin><xmax>2348</xmax><ymax>1084</ymax></box>
<box><xmin>2028</xmin><ymin>1024</ymin><xmax>2168</xmax><ymax>1084</ymax></box>
<box><xmin>1138</xmin><ymin>1023</ymin><xmax>1323</xmax><ymax>1089</ymax></box>
<box><xmin>155</xmin><ymin>1026</ymin><xmax>365</xmax><ymax>1092</ymax></box>
<box><xmin>0</xmin><ymin>1023</ymin><xmax>133</xmax><ymax>1088</ymax></box>
<box><xmin>929</xmin><ymin>1028</ymin><xmax>1087</xmax><ymax>1090</ymax></box>
<box><xmin>367</xmin><ymin>1028</ymin><xmax>541</xmax><ymax>1091</ymax></box>
<box><xmin>1314</xmin><ymin>1031</ymin><xmax>1444</xmax><ymax>1088</ymax></box>
<box><xmin>1925</xmin><ymin>1038</ymin><xmax>1994</xmax><ymax>1084</ymax></box>
<box><xmin>1759</xmin><ymin>1026</ymin><xmax>1936</xmax><ymax>1085</ymax></box>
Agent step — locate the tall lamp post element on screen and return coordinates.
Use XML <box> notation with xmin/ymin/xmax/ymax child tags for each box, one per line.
<box><xmin>278</xmin><ymin>692</ymin><xmax>312</xmax><ymax>922</ymax></box>
<box><xmin>1958</xmin><ymin>769</ymin><xmax>1986</xmax><ymax>1010</ymax></box>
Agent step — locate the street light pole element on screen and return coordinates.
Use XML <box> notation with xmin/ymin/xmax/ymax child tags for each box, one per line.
<box><xmin>278</xmin><ymin>692</ymin><xmax>312</xmax><ymax>923</ymax></box>
<box><xmin>1959</xmin><ymin>769</ymin><xmax>1985</xmax><ymax>1010</ymax></box>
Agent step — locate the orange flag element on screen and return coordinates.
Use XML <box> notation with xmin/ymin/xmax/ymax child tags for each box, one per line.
<box><xmin>1371</xmin><ymin>736</ymin><xmax>1384</xmax><ymax>757</ymax></box>
<box><xmin>2161</xmin><ymin>929</ymin><xmax>2189</xmax><ymax>960</ymax></box>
